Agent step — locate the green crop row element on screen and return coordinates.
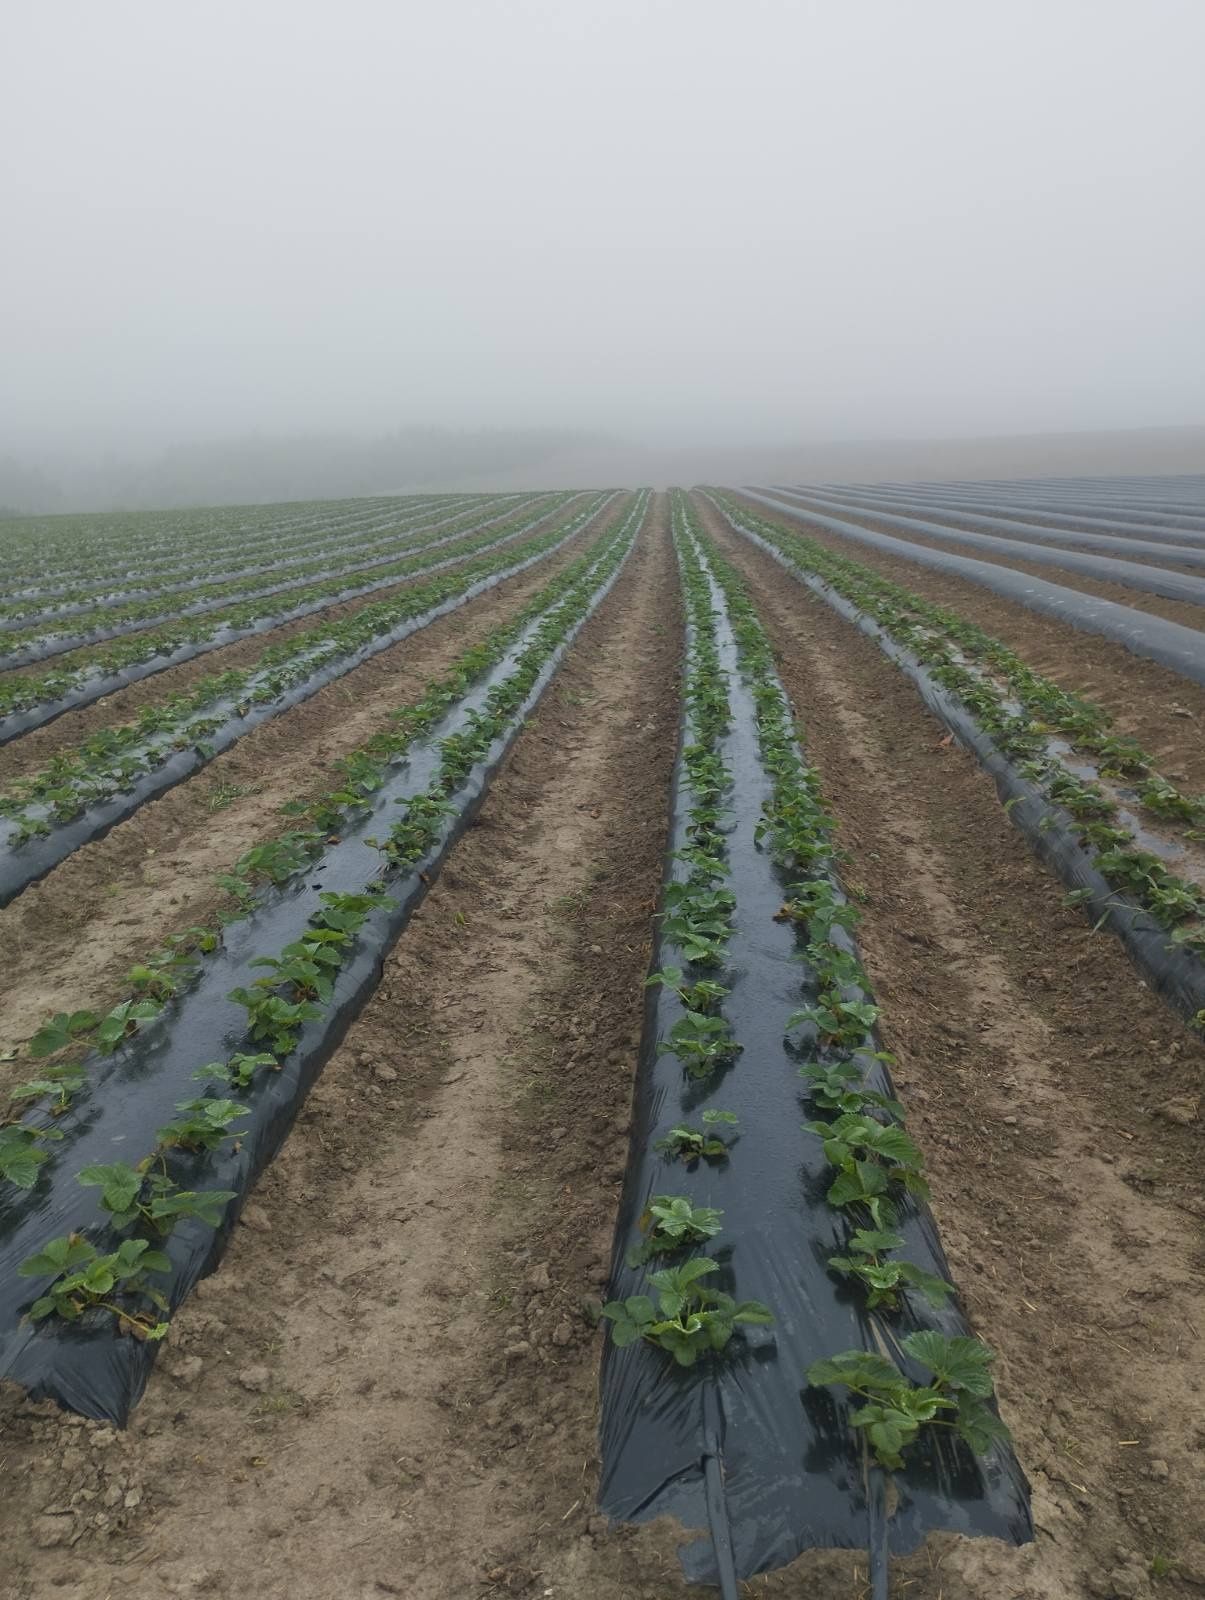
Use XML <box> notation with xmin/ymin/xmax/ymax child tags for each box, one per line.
<box><xmin>0</xmin><ymin>496</ymin><xmax>575</xmax><ymax>721</ymax></box>
<box><xmin>713</xmin><ymin>493</ymin><xmax>1205</xmax><ymax>986</ymax></box>
<box><xmin>0</xmin><ymin>497</ymin><xmax>607</xmax><ymax>841</ymax></box>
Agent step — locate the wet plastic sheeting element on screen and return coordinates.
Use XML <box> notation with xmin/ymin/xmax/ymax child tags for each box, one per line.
<box><xmin>748</xmin><ymin>488</ymin><xmax>1205</xmax><ymax>606</ymax></box>
<box><xmin>0</xmin><ymin>534</ymin><xmax>633</xmax><ymax>1424</ymax></box>
<box><xmin>599</xmin><ymin>567</ymin><xmax>1031</xmax><ymax>1585</ymax></box>
<box><xmin>0</xmin><ymin>499</ymin><xmax>499</xmax><ymax>636</ymax></box>
<box><xmin>791</xmin><ymin>485</ymin><xmax>1205</xmax><ymax>546</ymax></box>
<box><xmin>771</xmin><ymin>486</ymin><xmax>1205</xmax><ymax>562</ymax></box>
<box><xmin>732</xmin><ymin>519</ymin><xmax>1205</xmax><ymax>1025</ymax></box>
<box><xmin>737</xmin><ymin>490</ymin><xmax>1205</xmax><ymax>688</ymax></box>
<box><xmin>0</xmin><ymin>508</ymin><xmax>612</xmax><ymax>906</ymax></box>
<box><xmin>0</xmin><ymin>497</ymin><xmax>580</xmax><ymax>744</ymax></box>
<box><xmin>0</xmin><ymin>498</ymin><xmax>555</xmax><ymax>670</ymax></box>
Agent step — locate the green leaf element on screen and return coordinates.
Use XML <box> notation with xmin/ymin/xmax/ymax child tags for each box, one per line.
<box><xmin>902</xmin><ymin>1331</ymin><xmax>996</xmax><ymax>1395</ymax></box>
<box><xmin>955</xmin><ymin>1394</ymin><xmax>1012</xmax><ymax>1454</ymax></box>
<box><xmin>19</xmin><ymin>1235</ymin><xmax>96</xmax><ymax>1276</ymax></box>
<box><xmin>29</xmin><ymin>1011</ymin><xmax>98</xmax><ymax>1058</ymax></box>
<box><xmin>77</xmin><ymin>1162</ymin><xmax>143</xmax><ymax>1215</ymax></box>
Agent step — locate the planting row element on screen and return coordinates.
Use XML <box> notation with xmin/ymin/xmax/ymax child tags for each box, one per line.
<box><xmin>843</xmin><ymin>476</ymin><xmax>1205</xmax><ymax>525</ymax></box>
<box><xmin>807</xmin><ymin>483</ymin><xmax>1205</xmax><ymax>546</ymax></box>
<box><xmin>739</xmin><ymin>490</ymin><xmax>1205</xmax><ymax>689</ymax></box>
<box><xmin>598</xmin><ymin>497</ymin><xmax>1027</xmax><ymax>1589</ymax></box>
<box><xmin>0</xmin><ymin>494</ymin><xmax>557</xmax><ymax>667</ymax></box>
<box><xmin>0</xmin><ymin>495</ymin><xmax>581</xmax><ymax>740</ymax></box>
<box><xmin>710</xmin><ymin>494</ymin><xmax>1205</xmax><ymax>1026</ymax></box>
<box><xmin>0</xmin><ymin>494</ymin><xmax>649</xmax><ymax>1420</ymax></box>
<box><xmin>0</xmin><ymin>494</ymin><xmax>493</xmax><ymax>631</ymax></box>
<box><xmin>0</xmin><ymin>495</ymin><xmax>618</xmax><ymax>902</ymax></box>
<box><xmin>755</xmin><ymin>488</ymin><xmax>1205</xmax><ymax>608</ymax></box>
<box><xmin>0</xmin><ymin>493</ymin><xmax>439</xmax><ymax>590</ymax></box>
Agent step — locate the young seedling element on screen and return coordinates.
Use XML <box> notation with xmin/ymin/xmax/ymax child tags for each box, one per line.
<box><xmin>654</xmin><ymin>1110</ymin><xmax>739</xmax><ymax>1163</ymax></box>
<box><xmin>827</xmin><ymin>1228</ymin><xmax>953</xmax><ymax>1311</ymax></box>
<box><xmin>645</xmin><ymin>967</ymin><xmax>730</xmax><ymax>1014</ymax></box>
<box><xmin>0</xmin><ymin>1122</ymin><xmax>62</xmax><ymax>1189</ymax></box>
<box><xmin>9</xmin><ymin>1063</ymin><xmax>88</xmax><ymax>1116</ymax></box>
<box><xmin>657</xmin><ymin>1012</ymin><xmax>742</xmax><ymax>1078</ymax></box>
<box><xmin>193</xmin><ymin>1052</ymin><xmax>279</xmax><ymax>1091</ymax></box>
<box><xmin>789</xmin><ymin>999</ymin><xmax>880</xmax><ymax>1049</ymax></box>
<box><xmin>799</xmin><ymin>1060</ymin><xmax>903</xmax><ymax>1120</ymax></box>
<box><xmin>628</xmin><ymin>1195</ymin><xmax>724</xmax><ymax>1265</ymax></box>
<box><xmin>76</xmin><ymin>1161</ymin><xmax>235</xmax><ymax>1234</ymax></box>
<box><xmin>226</xmin><ymin>988</ymin><xmax>322</xmax><ymax>1053</ymax></box>
<box><xmin>19</xmin><ymin>1234</ymin><xmax>171</xmax><ymax>1341</ymax></box>
<box><xmin>807</xmin><ymin>1332</ymin><xmax>1009</xmax><ymax>1469</ymax></box>
<box><xmin>27</xmin><ymin>1011</ymin><xmax>98</xmax><ymax>1059</ymax></box>
<box><xmin>155</xmin><ymin>1097</ymin><xmax>248</xmax><ymax>1153</ymax></box>
<box><xmin>806</xmin><ymin>1112</ymin><xmax>931</xmax><ymax>1210</ymax></box>
<box><xmin>602</xmin><ymin>1257</ymin><xmax>772</xmax><ymax>1366</ymax></box>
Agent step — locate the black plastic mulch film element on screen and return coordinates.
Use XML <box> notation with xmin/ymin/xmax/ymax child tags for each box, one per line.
<box><xmin>0</xmin><ymin>497</ymin><xmax>643</xmax><ymax>1424</ymax></box>
<box><xmin>0</xmin><ymin>495</ymin><xmax>568</xmax><ymax>744</ymax></box>
<box><xmin>740</xmin><ymin>490</ymin><xmax>1205</xmax><ymax>689</ymax></box>
<box><xmin>770</xmin><ymin>486</ymin><xmax>1205</xmax><ymax>573</ymax></box>
<box><xmin>598</xmin><ymin>514</ymin><xmax>1031</xmax><ymax>1590</ymax></box>
<box><xmin>0</xmin><ymin>496</ymin><xmax>613</xmax><ymax>906</ymax></box>
<box><xmin>0</xmin><ymin>497</ymin><xmax>486</xmax><ymax>637</ymax></box>
<box><xmin>713</xmin><ymin>498</ymin><xmax>1205</xmax><ymax>1027</ymax></box>
<box><xmin>0</xmin><ymin>494</ymin><xmax>552</xmax><ymax>670</ymax></box>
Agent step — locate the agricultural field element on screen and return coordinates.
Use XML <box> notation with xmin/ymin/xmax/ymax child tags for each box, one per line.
<box><xmin>0</xmin><ymin>479</ymin><xmax>1203</xmax><ymax>1600</ymax></box>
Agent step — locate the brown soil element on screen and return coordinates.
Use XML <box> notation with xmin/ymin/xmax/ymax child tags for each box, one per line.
<box><xmin>728</xmin><ymin>492</ymin><xmax>1205</xmax><ymax>796</ymax></box>
<box><xmin>701</xmin><ymin>494</ymin><xmax>1205</xmax><ymax>1600</ymax></box>
<box><xmin>2</xmin><ymin>495</ymin><xmax>1204</xmax><ymax>1600</ymax></box>
<box><xmin>0</xmin><ymin>498</ymin><xmax>624</xmax><ymax>1055</ymax></box>
<box><xmin>0</xmin><ymin>490</ymin><xmax>704</xmax><ymax>1600</ymax></box>
<box><xmin>0</xmin><ymin>501</ymin><xmax>587</xmax><ymax>787</ymax></box>
<box><xmin>738</xmin><ymin>491</ymin><xmax>1205</xmax><ymax>636</ymax></box>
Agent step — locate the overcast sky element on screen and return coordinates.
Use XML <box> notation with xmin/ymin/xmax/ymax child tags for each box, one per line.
<box><xmin>3</xmin><ymin>0</ymin><xmax>1204</xmax><ymax>456</ymax></box>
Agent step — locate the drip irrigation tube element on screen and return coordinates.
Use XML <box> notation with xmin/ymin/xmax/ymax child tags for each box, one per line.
<box><xmin>739</xmin><ymin>490</ymin><xmax>1205</xmax><ymax>688</ymax></box>
<box><xmin>0</xmin><ymin>502</ymin><xmax>615</xmax><ymax>906</ymax></box>
<box><xmin>723</xmin><ymin>512</ymin><xmax>1205</xmax><ymax>1026</ymax></box>
<box><xmin>0</xmin><ymin>506</ymin><xmax>641</xmax><ymax>1424</ymax></box>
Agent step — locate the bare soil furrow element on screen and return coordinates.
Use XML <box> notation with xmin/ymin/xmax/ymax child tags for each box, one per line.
<box><xmin>706</xmin><ymin>500</ymin><xmax>1205</xmax><ymax>1600</ymax></box>
<box><xmin>729</xmin><ymin>491</ymin><xmax>1205</xmax><ymax>794</ymax></box>
<box><xmin>0</xmin><ymin>508</ymin><xmax>618</xmax><ymax>1049</ymax></box>
<box><xmin>0</xmin><ymin>494</ymin><xmax>702</xmax><ymax>1600</ymax></box>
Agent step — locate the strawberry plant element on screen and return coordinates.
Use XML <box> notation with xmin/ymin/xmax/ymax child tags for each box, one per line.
<box><xmin>807</xmin><ymin>1333</ymin><xmax>1009</xmax><ymax>1469</ymax></box>
<box><xmin>657</xmin><ymin>1011</ymin><xmax>742</xmax><ymax>1076</ymax></box>
<box><xmin>77</xmin><ymin>1160</ymin><xmax>235</xmax><ymax>1233</ymax></box>
<box><xmin>94</xmin><ymin>998</ymin><xmax>164</xmax><ymax>1053</ymax></box>
<box><xmin>155</xmin><ymin>1097</ymin><xmax>248</xmax><ymax>1152</ymax></box>
<box><xmin>193</xmin><ymin>1051</ymin><xmax>279</xmax><ymax>1090</ymax></box>
<box><xmin>19</xmin><ymin>1235</ymin><xmax>171</xmax><ymax>1340</ymax></box>
<box><xmin>0</xmin><ymin>1122</ymin><xmax>62</xmax><ymax>1188</ymax></box>
<box><xmin>827</xmin><ymin>1228</ymin><xmax>952</xmax><ymax>1310</ymax></box>
<box><xmin>9</xmin><ymin>1063</ymin><xmax>88</xmax><ymax>1115</ymax></box>
<box><xmin>28</xmin><ymin>1010</ymin><xmax>98</xmax><ymax>1059</ymax></box>
<box><xmin>602</xmin><ymin>1258</ymin><xmax>772</xmax><ymax>1366</ymax></box>
<box><xmin>629</xmin><ymin>1195</ymin><xmax>724</xmax><ymax>1265</ymax></box>
<box><xmin>654</xmin><ymin>1110</ymin><xmax>739</xmax><ymax>1163</ymax></box>
<box><xmin>226</xmin><ymin>988</ymin><xmax>323</xmax><ymax>1052</ymax></box>
<box><xmin>789</xmin><ymin>999</ymin><xmax>880</xmax><ymax>1049</ymax></box>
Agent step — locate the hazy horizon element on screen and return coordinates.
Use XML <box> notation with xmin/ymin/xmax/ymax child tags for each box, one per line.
<box><xmin>3</xmin><ymin>1</ymin><xmax>1204</xmax><ymax>507</ymax></box>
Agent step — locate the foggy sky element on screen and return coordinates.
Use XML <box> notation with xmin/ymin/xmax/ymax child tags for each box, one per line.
<box><xmin>3</xmin><ymin>0</ymin><xmax>1205</xmax><ymax>462</ymax></box>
